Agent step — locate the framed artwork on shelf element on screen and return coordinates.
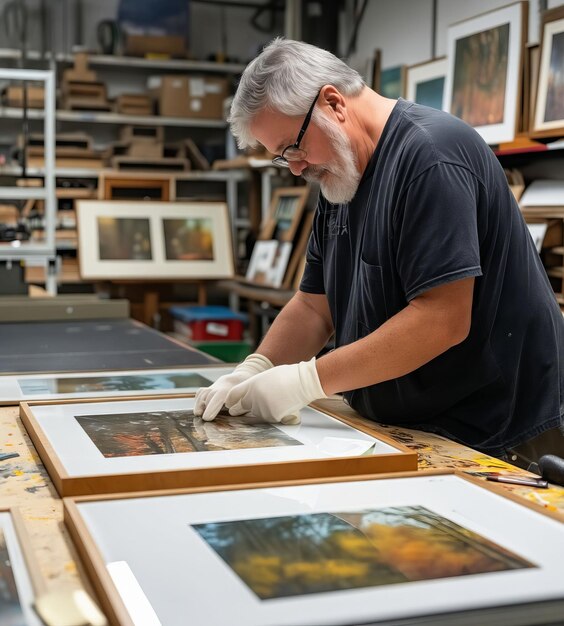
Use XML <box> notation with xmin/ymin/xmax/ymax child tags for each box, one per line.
<box><xmin>20</xmin><ymin>395</ymin><xmax>416</xmax><ymax>497</ymax></box>
<box><xmin>531</xmin><ymin>5</ymin><xmax>564</xmax><ymax>138</ymax></box>
<box><xmin>63</xmin><ymin>471</ymin><xmax>564</xmax><ymax>626</ymax></box>
<box><xmin>0</xmin><ymin>507</ymin><xmax>46</xmax><ymax>626</ymax></box>
<box><xmin>245</xmin><ymin>240</ymin><xmax>293</xmax><ymax>288</ymax></box>
<box><xmin>0</xmin><ymin>365</ymin><xmax>234</xmax><ymax>405</ymax></box>
<box><xmin>77</xmin><ymin>200</ymin><xmax>234</xmax><ymax>280</ymax></box>
<box><xmin>380</xmin><ymin>65</ymin><xmax>406</xmax><ymax>99</ymax></box>
<box><xmin>406</xmin><ymin>57</ymin><xmax>447</xmax><ymax>110</ymax></box>
<box><xmin>259</xmin><ymin>187</ymin><xmax>309</xmax><ymax>242</ymax></box>
<box><xmin>443</xmin><ymin>1</ymin><xmax>527</xmax><ymax>145</ymax></box>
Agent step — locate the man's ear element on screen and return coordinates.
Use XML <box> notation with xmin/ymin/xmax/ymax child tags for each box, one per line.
<box><xmin>320</xmin><ymin>85</ymin><xmax>346</xmax><ymax>122</ymax></box>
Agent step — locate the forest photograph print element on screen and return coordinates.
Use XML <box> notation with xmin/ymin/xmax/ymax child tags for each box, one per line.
<box><xmin>194</xmin><ymin>506</ymin><xmax>534</xmax><ymax>600</ymax></box>
<box><xmin>163</xmin><ymin>218</ymin><xmax>215</xmax><ymax>261</ymax></box>
<box><xmin>543</xmin><ymin>30</ymin><xmax>564</xmax><ymax>123</ymax></box>
<box><xmin>76</xmin><ymin>409</ymin><xmax>302</xmax><ymax>457</ymax></box>
<box><xmin>451</xmin><ymin>24</ymin><xmax>509</xmax><ymax>126</ymax></box>
<box><xmin>97</xmin><ymin>217</ymin><xmax>152</xmax><ymax>260</ymax></box>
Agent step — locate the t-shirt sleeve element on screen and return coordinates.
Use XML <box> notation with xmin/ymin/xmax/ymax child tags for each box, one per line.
<box><xmin>299</xmin><ymin>209</ymin><xmax>325</xmax><ymax>294</ymax></box>
<box><xmin>395</xmin><ymin>161</ymin><xmax>483</xmax><ymax>301</ymax></box>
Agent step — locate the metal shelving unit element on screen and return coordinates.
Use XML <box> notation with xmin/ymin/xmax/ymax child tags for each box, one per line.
<box><xmin>0</xmin><ymin>106</ymin><xmax>227</xmax><ymax>128</ymax></box>
<box><xmin>0</xmin><ymin>68</ymin><xmax>57</xmax><ymax>294</ymax></box>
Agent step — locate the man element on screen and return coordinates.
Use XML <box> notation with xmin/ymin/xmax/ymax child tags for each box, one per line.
<box><xmin>194</xmin><ymin>38</ymin><xmax>564</xmax><ymax>468</ymax></box>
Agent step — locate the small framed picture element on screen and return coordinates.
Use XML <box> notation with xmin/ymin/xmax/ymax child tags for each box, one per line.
<box><xmin>64</xmin><ymin>471</ymin><xmax>564</xmax><ymax>626</ymax></box>
<box><xmin>406</xmin><ymin>57</ymin><xmax>447</xmax><ymax>110</ymax></box>
<box><xmin>380</xmin><ymin>65</ymin><xmax>406</xmax><ymax>99</ymax></box>
<box><xmin>0</xmin><ymin>365</ymin><xmax>234</xmax><ymax>405</ymax></box>
<box><xmin>0</xmin><ymin>507</ymin><xmax>46</xmax><ymax>626</ymax></box>
<box><xmin>77</xmin><ymin>200</ymin><xmax>234</xmax><ymax>279</ymax></box>
<box><xmin>531</xmin><ymin>5</ymin><xmax>564</xmax><ymax>138</ymax></box>
<box><xmin>259</xmin><ymin>187</ymin><xmax>309</xmax><ymax>243</ymax></box>
<box><xmin>20</xmin><ymin>395</ymin><xmax>416</xmax><ymax>496</ymax></box>
<box><xmin>443</xmin><ymin>2</ymin><xmax>527</xmax><ymax>145</ymax></box>
<box><xmin>245</xmin><ymin>240</ymin><xmax>293</xmax><ymax>288</ymax></box>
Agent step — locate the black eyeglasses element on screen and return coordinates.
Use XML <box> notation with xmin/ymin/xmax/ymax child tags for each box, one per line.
<box><xmin>271</xmin><ymin>89</ymin><xmax>321</xmax><ymax>167</ymax></box>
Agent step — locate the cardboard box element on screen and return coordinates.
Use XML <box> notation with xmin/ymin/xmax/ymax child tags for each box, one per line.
<box><xmin>116</xmin><ymin>94</ymin><xmax>153</xmax><ymax>116</ymax></box>
<box><xmin>151</xmin><ymin>75</ymin><xmax>229</xmax><ymax>119</ymax></box>
<box><xmin>186</xmin><ymin>76</ymin><xmax>228</xmax><ymax>119</ymax></box>
<box><xmin>127</xmin><ymin>142</ymin><xmax>163</xmax><ymax>159</ymax></box>
<box><xmin>3</xmin><ymin>85</ymin><xmax>45</xmax><ymax>108</ymax></box>
<box><xmin>125</xmin><ymin>34</ymin><xmax>186</xmax><ymax>58</ymax></box>
<box><xmin>120</xmin><ymin>125</ymin><xmax>164</xmax><ymax>143</ymax></box>
<box><xmin>63</xmin><ymin>52</ymin><xmax>97</xmax><ymax>83</ymax></box>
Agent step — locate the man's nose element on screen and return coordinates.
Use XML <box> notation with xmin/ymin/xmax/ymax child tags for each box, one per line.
<box><xmin>288</xmin><ymin>160</ymin><xmax>308</xmax><ymax>176</ymax></box>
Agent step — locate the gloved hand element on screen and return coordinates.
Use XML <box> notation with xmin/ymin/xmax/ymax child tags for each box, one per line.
<box><xmin>194</xmin><ymin>353</ymin><xmax>273</xmax><ymax>421</ymax></box>
<box><xmin>224</xmin><ymin>357</ymin><xmax>327</xmax><ymax>425</ymax></box>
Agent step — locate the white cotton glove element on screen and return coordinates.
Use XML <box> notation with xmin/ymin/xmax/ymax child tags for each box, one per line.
<box><xmin>224</xmin><ymin>357</ymin><xmax>327</xmax><ymax>425</ymax></box>
<box><xmin>194</xmin><ymin>353</ymin><xmax>273</xmax><ymax>421</ymax></box>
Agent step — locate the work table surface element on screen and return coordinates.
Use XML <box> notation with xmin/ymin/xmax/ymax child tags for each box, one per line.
<box><xmin>1</xmin><ymin>397</ymin><xmax>563</xmax><ymax>599</ymax></box>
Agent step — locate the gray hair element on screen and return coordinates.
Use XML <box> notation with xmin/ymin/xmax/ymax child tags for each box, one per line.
<box><xmin>229</xmin><ymin>38</ymin><xmax>365</xmax><ymax>148</ymax></box>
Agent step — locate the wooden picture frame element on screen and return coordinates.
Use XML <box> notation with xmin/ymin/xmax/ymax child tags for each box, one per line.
<box><xmin>77</xmin><ymin>200</ymin><xmax>234</xmax><ymax>280</ymax></box>
<box><xmin>259</xmin><ymin>187</ymin><xmax>309</xmax><ymax>242</ymax></box>
<box><xmin>0</xmin><ymin>365</ymin><xmax>234</xmax><ymax>406</ymax></box>
<box><xmin>531</xmin><ymin>5</ymin><xmax>564</xmax><ymax>138</ymax></box>
<box><xmin>443</xmin><ymin>1</ymin><xmax>527</xmax><ymax>145</ymax></box>
<box><xmin>20</xmin><ymin>395</ymin><xmax>416</xmax><ymax>497</ymax></box>
<box><xmin>380</xmin><ymin>65</ymin><xmax>407</xmax><ymax>99</ymax></box>
<box><xmin>63</xmin><ymin>470</ymin><xmax>564</xmax><ymax>626</ymax></box>
<box><xmin>406</xmin><ymin>57</ymin><xmax>447</xmax><ymax>110</ymax></box>
<box><xmin>100</xmin><ymin>175</ymin><xmax>172</xmax><ymax>201</ymax></box>
<box><xmin>0</xmin><ymin>507</ymin><xmax>46</xmax><ymax>626</ymax></box>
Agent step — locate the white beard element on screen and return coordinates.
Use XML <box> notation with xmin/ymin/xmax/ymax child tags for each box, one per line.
<box><xmin>302</xmin><ymin>115</ymin><xmax>361</xmax><ymax>204</ymax></box>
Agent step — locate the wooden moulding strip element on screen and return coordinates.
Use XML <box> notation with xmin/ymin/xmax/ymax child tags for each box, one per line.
<box><xmin>20</xmin><ymin>394</ymin><xmax>417</xmax><ymax>497</ymax></box>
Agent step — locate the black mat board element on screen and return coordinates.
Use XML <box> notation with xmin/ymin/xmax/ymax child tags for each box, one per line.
<box><xmin>0</xmin><ymin>319</ymin><xmax>217</xmax><ymax>373</ymax></box>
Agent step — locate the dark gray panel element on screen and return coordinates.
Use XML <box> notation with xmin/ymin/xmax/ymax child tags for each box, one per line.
<box><xmin>0</xmin><ymin>319</ymin><xmax>217</xmax><ymax>373</ymax></box>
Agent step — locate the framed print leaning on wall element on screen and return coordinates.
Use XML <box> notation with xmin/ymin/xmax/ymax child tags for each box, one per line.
<box><xmin>20</xmin><ymin>395</ymin><xmax>416</xmax><ymax>496</ymax></box>
<box><xmin>443</xmin><ymin>2</ymin><xmax>527</xmax><ymax>145</ymax></box>
<box><xmin>531</xmin><ymin>5</ymin><xmax>564</xmax><ymax>138</ymax></box>
<box><xmin>406</xmin><ymin>57</ymin><xmax>447</xmax><ymax>110</ymax></box>
<box><xmin>77</xmin><ymin>200</ymin><xmax>234</xmax><ymax>280</ymax></box>
<box><xmin>0</xmin><ymin>507</ymin><xmax>46</xmax><ymax>626</ymax></box>
<box><xmin>64</xmin><ymin>471</ymin><xmax>564</xmax><ymax>626</ymax></box>
<box><xmin>0</xmin><ymin>365</ymin><xmax>234</xmax><ymax>405</ymax></box>
<box><xmin>259</xmin><ymin>187</ymin><xmax>309</xmax><ymax>243</ymax></box>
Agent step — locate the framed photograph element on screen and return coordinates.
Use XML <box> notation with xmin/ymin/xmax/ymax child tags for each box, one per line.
<box><xmin>443</xmin><ymin>2</ymin><xmax>527</xmax><ymax>145</ymax></box>
<box><xmin>64</xmin><ymin>471</ymin><xmax>564</xmax><ymax>626</ymax></box>
<box><xmin>406</xmin><ymin>57</ymin><xmax>447</xmax><ymax>110</ymax></box>
<box><xmin>245</xmin><ymin>240</ymin><xmax>293</xmax><ymax>288</ymax></box>
<box><xmin>259</xmin><ymin>187</ymin><xmax>309</xmax><ymax>243</ymax></box>
<box><xmin>531</xmin><ymin>6</ymin><xmax>564</xmax><ymax>138</ymax></box>
<box><xmin>0</xmin><ymin>508</ymin><xmax>46</xmax><ymax>626</ymax></box>
<box><xmin>380</xmin><ymin>65</ymin><xmax>406</xmax><ymax>99</ymax></box>
<box><xmin>0</xmin><ymin>365</ymin><xmax>234</xmax><ymax>405</ymax></box>
<box><xmin>20</xmin><ymin>395</ymin><xmax>416</xmax><ymax>497</ymax></box>
<box><xmin>77</xmin><ymin>200</ymin><xmax>234</xmax><ymax>280</ymax></box>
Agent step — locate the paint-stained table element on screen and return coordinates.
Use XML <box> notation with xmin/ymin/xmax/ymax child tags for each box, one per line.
<box><xmin>1</xmin><ymin>396</ymin><xmax>563</xmax><ymax>610</ymax></box>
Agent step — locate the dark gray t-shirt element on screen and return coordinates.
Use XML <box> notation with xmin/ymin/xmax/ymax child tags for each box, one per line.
<box><xmin>301</xmin><ymin>99</ymin><xmax>564</xmax><ymax>456</ymax></box>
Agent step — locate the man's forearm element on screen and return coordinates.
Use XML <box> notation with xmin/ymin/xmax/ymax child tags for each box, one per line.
<box><xmin>257</xmin><ymin>293</ymin><xmax>334</xmax><ymax>366</ymax></box>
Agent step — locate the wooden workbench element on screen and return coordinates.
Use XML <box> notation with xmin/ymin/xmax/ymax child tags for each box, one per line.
<box><xmin>1</xmin><ymin>396</ymin><xmax>563</xmax><ymax>608</ymax></box>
